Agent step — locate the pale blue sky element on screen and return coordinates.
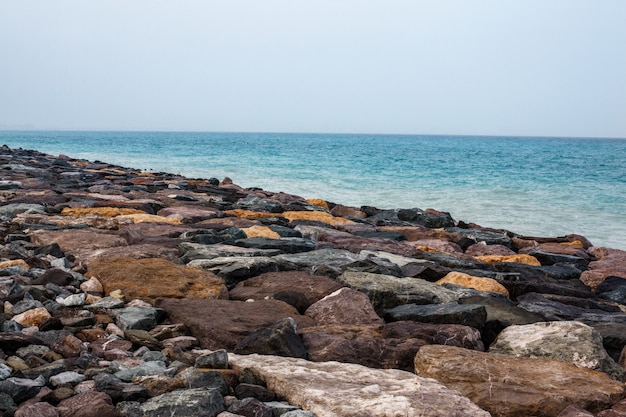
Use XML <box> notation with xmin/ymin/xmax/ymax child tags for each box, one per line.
<box><xmin>1</xmin><ymin>1</ymin><xmax>625</xmax><ymax>137</ymax></box>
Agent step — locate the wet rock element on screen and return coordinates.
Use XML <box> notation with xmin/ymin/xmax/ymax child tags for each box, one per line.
<box><xmin>86</xmin><ymin>257</ymin><xmax>228</xmax><ymax>303</ymax></box>
<box><xmin>229</xmin><ymin>353</ymin><xmax>491</xmax><ymax>416</ymax></box>
<box><xmin>414</xmin><ymin>345</ymin><xmax>625</xmax><ymax>417</ymax></box>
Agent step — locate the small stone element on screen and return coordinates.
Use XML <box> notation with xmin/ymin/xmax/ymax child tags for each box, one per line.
<box><xmin>195</xmin><ymin>349</ymin><xmax>229</xmax><ymax>369</ymax></box>
<box><xmin>12</xmin><ymin>307</ymin><xmax>52</xmax><ymax>327</ymax></box>
<box><xmin>49</xmin><ymin>371</ymin><xmax>85</xmax><ymax>387</ymax></box>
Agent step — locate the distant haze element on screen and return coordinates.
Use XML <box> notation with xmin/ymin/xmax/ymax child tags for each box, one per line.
<box><xmin>1</xmin><ymin>1</ymin><xmax>625</xmax><ymax>138</ymax></box>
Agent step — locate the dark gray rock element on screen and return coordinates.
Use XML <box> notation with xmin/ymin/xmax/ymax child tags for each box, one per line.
<box><xmin>228</xmin><ymin>397</ymin><xmax>273</xmax><ymax>417</ymax></box>
<box><xmin>195</xmin><ymin>349</ymin><xmax>229</xmax><ymax>369</ymax></box>
<box><xmin>234</xmin><ymin>237</ymin><xmax>316</xmax><ymax>254</ymax></box>
<box><xmin>93</xmin><ymin>373</ymin><xmax>149</xmax><ymax>402</ymax></box>
<box><xmin>384</xmin><ymin>302</ymin><xmax>487</xmax><ymax>330</ymax></box>
<box><xmin>0</xmin><ymin>375</ymin><xmax>45</xmax><ymax>403</ymax></box>
<box><xmin>115</xmin><ymin>306</ymin><xmax>165</xmax><ymax>331</ymax></box>
<box><xmin>273</xmin><ymin>248</ymin><xmax>362</xmax><ymax>276</ymax></box>
<box><xmin>234</xmin><ymin>383</ymin><xmax>277</xmax><ymax>401</ymax></box>
<box><xmin>234</xmin><ymin>317</ymin><xmax>307</xmax><ymax>359</ymax></box>
<box><xmin>140</xmin><ymin>387</ymin><xmax>225</xmax><ymax>417</ymax></box>
<box><xmin>526</xmin><ymin>250</ymin><xmax>590</xmax><ymax>269</ymax></box>
<box><xmin>174</xmin><ymin>368</ymin><xmax>228</xmax><ymax>395</ymax></box>
<box><xmin>445</xmin><ymin>227</ymin><xmax>513</xmax><ymax>248</ymax></box>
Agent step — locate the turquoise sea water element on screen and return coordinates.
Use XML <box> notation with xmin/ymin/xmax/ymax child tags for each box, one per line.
<box><xmin>1</xmin><ymin>131</ymin><xmax>625</xmax><ymax>250</ymax></box>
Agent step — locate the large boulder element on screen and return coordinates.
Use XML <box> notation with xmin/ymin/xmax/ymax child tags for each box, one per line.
<box><xmin>336</xmin><ymin>271</ymin><xmax>457</xmax><ymax>313</ymax></box>
<box><xmin>86</xmin><ymin>257</ymin><xmax>228</xmax><ymax>303</ymax></box>
<box><xmin>305</xmin><ymin>288</ymin><xmax>383</xmax><ymax>326</ymax></box>
<box><xmin>490</xmin><ymin>321</ymin><xmax>624</xmax><ymax>380</ymax></box>
<box><xmin>581</xmin><ymin>247</ymin><xmax>626</xmax><ymax>290</ymax></box>
<box><xmin>414</xmin><ymin>345</ymin><xmax>625</xmax><ymax>417</ymax></box>
<box><xmin>229</xmin><ymin>353</ymin><xmax>491</xmax><ymax>417</ymax></box>
<box><xmin>383</xmin><ymin>302</ymin><xmax>487</xmax><ymax>330</ymax></box>
<box><xmin>155</xmin><ymin>298</ymin><xmax>314</xmax><ymax>350</ymax></box>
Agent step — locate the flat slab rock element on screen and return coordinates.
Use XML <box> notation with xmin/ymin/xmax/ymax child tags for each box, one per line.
<box><xmin>228</xmin><ymin>353</ymin><xmax>491</xmax><ymax>417</ymax></box>
<box><xmin>414</xmin><ymin>345</ymin><xmax>625</xmax><ymax>417</ymax></box>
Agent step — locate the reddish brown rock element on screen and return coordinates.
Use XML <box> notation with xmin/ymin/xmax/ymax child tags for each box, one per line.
<box><xmin>56</xmin><ymin>391</ymin><xmax>117</xmax><ymax>417</ymax></box>
<box><xmin>476</xmin><ymin>254</ymin><xmax>541</xmax><ymax>266</ymax></box>
<box><xmin>30</xmin><ymin>229</ymin><xmax>128</xmax><ymax>262</ymax></box>
<box><xmin>581</xmin><ymin>247</ymin><xmax>626</xmax><ymax>290</ymax></box>
<box><xmin>316</xmin><ymin>232</ymin><xmax>419</xmax><ymax>257</ymax></box>
<box><xmin>330</xmin><ymin>204</ymin><xmax>366</xmax><ymax>218</ymax></box>
<box><xmin>519</xmin><ymin>242</ymin><xmax>591</xmax><ymax>260</ymax></box>
<box><xmin>156</xmin><ymin>206</ymin><xmax>220</xmax><ymax>223</ymax></box>
<box><xmin>465</xmin><ymin>243</ymin><xmax>516</xmax><ymax>256</ymax></box>
<box><xmin>86</xmin><ymin>257</ymin><xmax>228</xmax><ymax>303</ymax></box>
<box><xmin>229</xmin><ymin>271</ymin><xmax>342</xmax><ymax>305</ymax></box>
<box><xmin>376</xmin><ymin>225</ymin><xmax>446</xmax><ymax>241</ymax></box>
<box><xmin>414</xmin><ymin>345</ymin><xmax>625</xmax><ymax>417</ymax></box>
<box><xmin>305</xmin><ymin>288</ymin><xmax>383</xmax><ymax>326</ymax></box>
<box><xmin>155</xmin><ymin>298</ymin><xmax>314</xmax><ymax>350</ymax></box>
<box><xmin>15</xmin><ymin>402</ymin><xmax>59</xmax><ymax>417</ymax></box>
<box><xmin>408</xmin><ymin>239</ymin><xmax>463</xmax><ymax>254</ymax></box>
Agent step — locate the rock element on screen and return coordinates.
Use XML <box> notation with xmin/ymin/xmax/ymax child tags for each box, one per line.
<box><xmin>114</xmin><ymin>306</ymin><xmax>165</xmax><ymax>331</ymax></box>
<box><xmin>49</xmin><ymin>371</ymin><xmax>85</xmax><ymax>387</ymax></box>
<box><xmin>14</xmin><ymin>401</ymin><xmax>59</xmax><ymax>417</ymax></box>
<box><xmin>273</xmin><ymin>248</ymin><xmax>362</xmax><ymax>276</ymax></box>
<box><xmin>490</xmin><ymin>321</ymin><xmax>624</xmax><ymax>380</ymax></box>
<box><xmin>0</xmin><ymin>375</ymin><xmax>46</xmax><ymax>403</ymax></box>
<box><xmin>234</xmin><ymin>318</ymin><xmax>307</xmax><ymax>359</ymax></box>
<box><xmin>476</xmin><ymin>254</ymin><xmax>541</xmax><ymax>266</ymax></box>
<box><xmin>414</xmin><ymin>345</ymin><xmax>625</xmax><ymax>417</ymax></box>
<box><xmin>228</xmin><ymin>397</ymin><xmax>273</xmax><ymax>417</ymax></box>
<box><xmin>408</xmin><ymin>238</ymin><xmax>463</xmax><ymax>253</ymax></box>
<box><xmin>228</xmin><ymin>271</ymin><xmax>342</xmax><ymax>309</ymax></box>
<box><xmin>155</xmin><ymin>206</ymin><xmax>220</xmax><ymax>223</ymax></box>
<box><xmin>384</xmin><ymin>302</ymin><xmax>487</xmax><ymax>330</ymax></box>
<box><xmin>525</xmin><ymin>250</ymin><xmax>590</xmax><ymax>269</ymax></box>
<box><xmin>556</xmin><ymin>405</ymin><xmax>595</xmax><ymax>417</ymax></box>
<box><xmin>229</xmin><ymin>353</ymin><xmax>491</xmax><ymax>416</ymax></box>
<box><xmin>30</xmin><ymin>229</ymin><xmax>129</xmax><ymax>262</ymax></box>
<box><xmin>114</xmin><ymin>361</ymin><xmax>169</xmax><ymax>382</ymax></box>
<box><xmin>233</xmin><ymin>237</ymin><xmax>316</xmax><ymax>254</ymax></box>
<box><xmin>156</xmin><ymin>299</ymin><xmax>314</xmax><ymax>351</ymax></box>
<box><xmin>133</xmin><ymin>375</ymin><xmax>185</xmax><ymax>397</ymax></box>
<box><xmin>465</xmin><ymin>243</ymin><xmax>516</xmax><ymax>256</ymax></box>
<box><xmin>445</xmin><ymin>227</ymin><xmax>513</xmax><ymax>248</ymax></box>
<box><xmin>196</xmin><ymin>350</ymin><xmax>229</xmax><ymax>369</ymax></box>
<box><xmin>457</xmin><ymin>293</ymin><xmax>544</xmax><ymax>346</ymax></box>
<box><xmin>336</xmin><ymin>271</ymin><xmax>457</xmax><ymax>313</ymax></box>
<box><xmin>139</xmin><ymin>387</ymin><xmax>225</xmax><ymax>417</ymax></box>
<box><xmin>92</xmin><ymin>373</ymin><xmax>149</xmax><ymax>402</ymax></box>
<box><xmin>305</xmin><ymin>288</ymin><xmax>383</xmax><ymax>326</ymax></box>
<box><xmin>56</xmin><ymin>390</ymin><xmax>118</xmax><ymax>417</ymax></box>
<box><xmin>12</xmin><ymin>307</ymin><xmax>52</xmax><ymax>327</ymax></box>
<box><xmin>581</xmin><ymin>247</ymin><xmax>626</xmax><ymax>290</ymax></box>
<box><xmin>436</xmin><ymin>271</ymin><xmax>510</xmax><ymax>297</ymax></box>
<box><xmin>87</xmin><ymin>257</ymin><xmax>228</xmax><ymax>303</ymax></box>
<box><xmin>234</xmin><ymin>383</ymin><xmax>277</xmax><ymax>401</ymax></box>
<box><xmin>188</xmin><ymin>256</ymin><xmax>280</xmax><ymax>288</ymax></box>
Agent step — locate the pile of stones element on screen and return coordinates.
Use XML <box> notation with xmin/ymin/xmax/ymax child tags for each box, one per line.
<box><xmin>0</xmin><ymin>145</ymin><xmax>625</xmax><ymax>417</ymax></box>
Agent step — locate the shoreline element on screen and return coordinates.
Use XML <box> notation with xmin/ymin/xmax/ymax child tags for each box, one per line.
<box><xmin>1</xmin><ymin>145</ymin><xmax>626</xmax><ymax>416</ymax></box>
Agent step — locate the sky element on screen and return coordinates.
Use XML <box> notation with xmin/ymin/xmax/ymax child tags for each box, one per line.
<box><xmin>1</xmin><ymin>1</ymin><xmax>625</xmax><ymax>138</ymax></box>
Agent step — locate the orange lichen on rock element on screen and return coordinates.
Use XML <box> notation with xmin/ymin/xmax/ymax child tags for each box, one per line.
<box><xmin>116</xmin><ymin>213</ymin><xmax>182</xmax><ymax>224</ymax></box>
<box><xmin>476</xmin><ymin>254</ymin><xmax>541</xmax><ymax>266</ymax></box>
<box><xmin>0</xmin><ymin>259</ymin><xmax>30</xmax><ymax>271</ymax></box>
<box><xmin>436</xmin><ymin>271</ymin><xmax>509</xmax><ymax>297</ymax></box>
<box><xmin>61</xmin><ymin>207</ymin><xmax>147</xmax><ymax>217</ymax></box>
<box><xmin>305</xmin><ymin>198</ymin><xmax>330</xmax><ymax>210</ymax></box>
<box><xmin>225</xmin><ymin>209</ymin><xmax>279</xmax><ymax>219</ymax></box>
<box><xmin>243</xmin><ymin>225</ymin><xmax>281</xmax><ymax>239</ymax></box>
<box><xmin>282</xmin><ymin>211</ymin><xmax>355</xmax><ymax>226</ymax></box>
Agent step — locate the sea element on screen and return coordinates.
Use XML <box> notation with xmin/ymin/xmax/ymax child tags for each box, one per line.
<box><xmin>1</xmin><ymin>130</ymin><xmax>625</xmax><ymax>250</ymax></box>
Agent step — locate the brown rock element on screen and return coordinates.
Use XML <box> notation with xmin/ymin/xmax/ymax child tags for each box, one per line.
<box><xmin>557</xmin><ymin>406</ymin><xmax>595</xmax><ymax>417</ymax></box>
<box><xmin>377</xmin><ymin>225</ymin><xmax>447</xmax><ymax>241</ymax></box>
<box><xmin>56</xmin><ymin>391</ymin><xmax>117</xmax><ymax>417</ymax></box>
<box><xmin>414</xmin><ymin>345</ymin><xmax>625</xmax><ymax>417</ymax></box>
<box><xmin>407</xmin><ymin>239</ymin><xmax>463</xmax><ymax>253</ymax></box>
<box><xmin>316</xmin><ymin>232</ymin><xmax>419</xmax><ymax>257</ymax></box>
<box><xmin>0</xmin><ymin>259</ymin><xmax>30</xmax><ymax>271</ymax></box>
<box><xmin>198</xmin><ymin>217</ymin><xmax>260</xmax><ymax>229</ymax></box>
<box><xmin>52</xmin><ymin>334</ymin><xmax>86</xmax><ymax>358</ymax></box>
<box><xmin>229</xmin><ymin>271</ymin><xmax>342</xmax><ymax>305</ymax></box>
<box><xmin>30</xmin><ymin>229</ymin><xmax>128</xmax><ymax>260</ymax></box>
<box><xmin>15</xmin><ymin>402</ymin><xmax>59</xmax><ymax>417</ymax></box>
<box><xmin>330</xmin><ymin>204</ymin><xmax>366</xmax><ymax>218</ymax></box>
<box><xmin>134</xmin><ymin>375</ymin><xmax>185</xmax><ymax>397</ymax></box>
<box><xmin>155</xmin><ymin>298</ymin><xmax>314</xmax><ymax>350</ymax></box>
<box><xmin>156</xmin><ymin>206</ymin><xmax>220</xmax><ymax>223</ymax></box>
<box><xmin>87</xmin><ymin>257</ymin><xmax>228</xmax><ymax>303</ymax></box>
<box><xmin>117</xmin><ymin>213</ymin><xmax>182</xmax><ymax>224</ymax></box>
<box><xmin>581</xmin><ymin>247</ymin><xmax>626</xmax><ymax>290</ymax></box>
<box><xmin>12</xmin><ymin>307</ymin><xmax>52</xmax><ymax>327</ymax></box>
<box><xmin>304</xmin><ymin>198</ymin><xmax>330</xmax><ymax>210</ymax></box>
<box><xmin>305</xmin><ymin>288</ymin><xmax>383</xmax><ymax>326</ymax></box>
<box><xmin>61</xmin><ymin>207</ymin><xmax>146</xmax><ymax>217</ymax></box>
<box><xmin>519</xmin><ymin>242</ymin><xmax>591</xmax><ymax>260</ymax></box>
<box><xmin>282</xmin><ymin>210</ymin><xmax>355</xmax><ymax>226</ymax></box>
<box><xmin>465</xmin><ymin>243</ymin><xmax>516</xmax><ymax>256</ymax></box>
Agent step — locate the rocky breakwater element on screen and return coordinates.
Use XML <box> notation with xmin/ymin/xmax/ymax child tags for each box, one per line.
<box><xmin>0</xmin><ymin>145</ymin><xmax>625</xmax><ymax>417</ymax></box>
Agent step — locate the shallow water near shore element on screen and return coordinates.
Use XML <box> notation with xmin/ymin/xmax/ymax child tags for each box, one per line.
<box><xmin>1</xmin><ymin>130</ymin><xmax>625</xmax><ymax>250</ymax></box>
